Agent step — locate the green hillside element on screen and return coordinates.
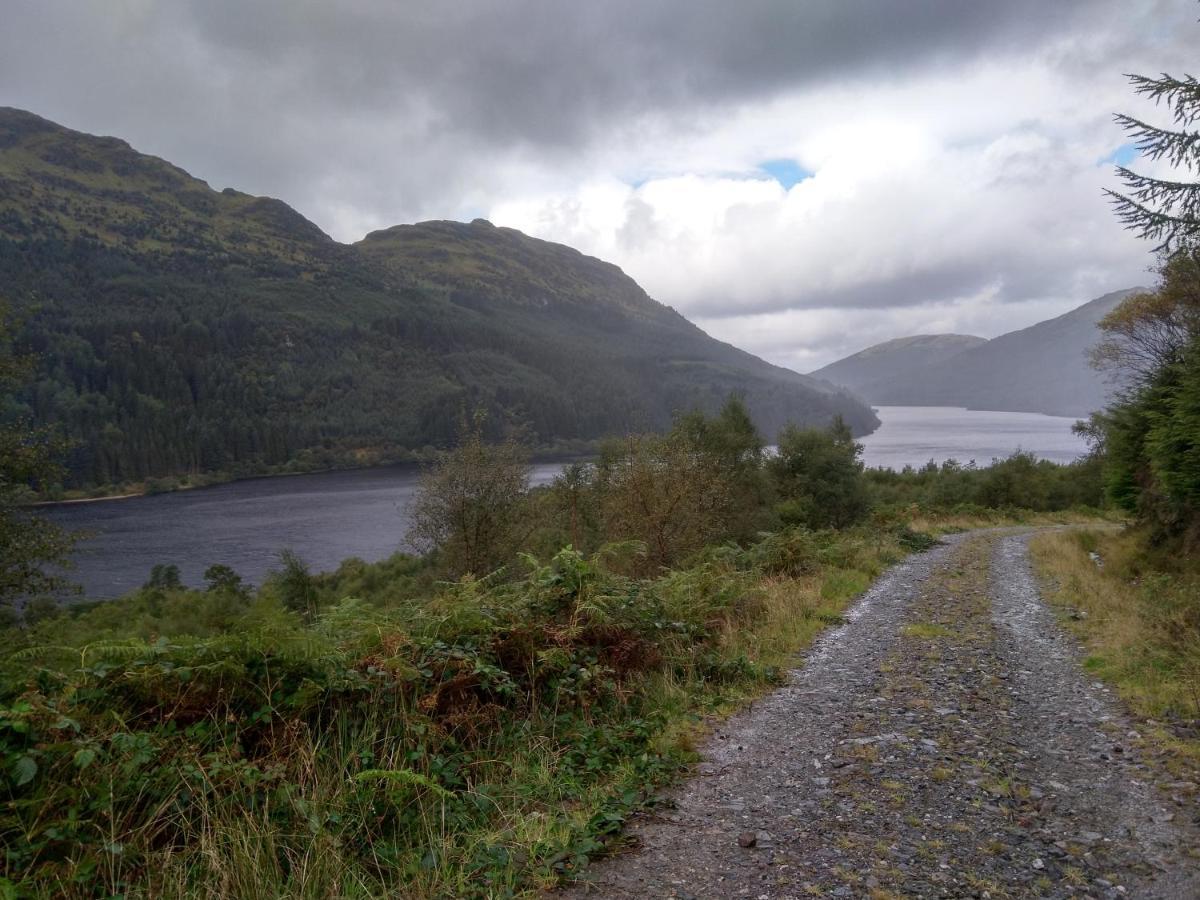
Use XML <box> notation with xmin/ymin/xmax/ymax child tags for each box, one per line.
<box><xmin>0</xmin><ymin>108</ymin><xmax>876</xmax><ymax>489</ymax></box>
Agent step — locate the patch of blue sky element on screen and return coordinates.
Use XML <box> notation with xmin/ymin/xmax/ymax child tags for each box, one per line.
<box><xmin>624</xmin><ymin>159</ymin><xmax>814</xmax><ymax>191</ymax></box>
<box><xmin>1099</xmin><ymin>143</ymin><xmax>1139</xmax><ymax>167</ymax></box>
<box><xmin>757</xmin><ymin>158</ymin><xmax>813</xmax><ymax>189</ymax></box>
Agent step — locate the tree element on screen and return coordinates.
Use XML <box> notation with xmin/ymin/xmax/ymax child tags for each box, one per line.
<box><xmin>0</xmin><ymin>303</ymin><xmax>75</xmax><ymax>608</ymax></box>
<box><xmin>272</xmin><ymin>549</ymin><xmax>317</xmax><ymax>618</ymax></box>
<box><xmin>144</xmin><ymin>564</ymin><xmax>182</xmax><ymax>591</ymax></box>
<box><xmin>674</xmin><ymin>395</ymin><xmax>772</xmax><ymax>539</ymax></box>
<box><xmin>1093</xmin><ymin>63</ymin><xmax>1200</xmax><ymax>540</ymax></box>
<box><xmin>406</xmin><ymin>411</ymin><xmax>531</xmax><ymax>577</ymax></box>
<box><xmin>203</xmin><ymin>563</ymin><xmax>248</xmax><ymax>599</ymax></box>
<box><xmin>1107</xmin><ymin>72</ymin><xmax>1200</xmax><ymax>251</ymax></box>
<box><xmin>674</xmin><ymin>395</ymin><xmax>765</xmax><ymax>475</ymax></box>
<box><xmin>770</xmin><ymin>417</ymin><xmax>869</xmax><ymax>530</ymax></box>
<box><xmin>1089</xmin><ymin>211</ymin><xmax>1200</xmax><ymax>536</ymax></box>
<box><xmin>1091</xmin><ymin>252</ymin><xmax>1200</xmax><ymax>387</ymax></box>
<box><xmin>551</xmin><ymin>462</ymin><xmax>592</xmax><ymax>550</ymax></box>
<box><xmin>594</xmin><ymin>430</ymin><xmax>732</xmax><ymax>570</ymax></box>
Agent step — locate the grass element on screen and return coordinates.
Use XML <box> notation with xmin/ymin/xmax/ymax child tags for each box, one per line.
<box><xmin>901</xmin><ymin>623</ymin><xmax>954</xmax><ymax>640</ymax></box>
<box><xmin>1030</xmin><ymin>527</ymin><xmax>1200</xmax><ymax>766</ymax></box>
<box><xmin>904</xmin><ymin>507</ymin><xmax>1118</xmax><ymax>536</ymax></box>
<box><xmin>0</xmin><ymin>525</ymin><xmax>913</xmax><ymax>898</ymax></box>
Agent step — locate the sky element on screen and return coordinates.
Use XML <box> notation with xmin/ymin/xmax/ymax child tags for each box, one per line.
<box><xmin>2</xmin><ymin>1</ymin><xmax>1194</xmax><ymax>370</ymax></box>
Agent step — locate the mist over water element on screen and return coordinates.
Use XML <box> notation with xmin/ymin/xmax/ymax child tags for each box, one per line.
<box><xmin>44</xmin><ymin>407</ymin><xmax>1088</xmax><ymax>598</ymax></box>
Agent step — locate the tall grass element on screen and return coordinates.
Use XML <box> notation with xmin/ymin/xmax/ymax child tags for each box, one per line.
<box><xmin>1031</xmin><ymin>528</ymin><xmax>1200</xmax><ymax>761</ymax></box>
<box><xmin>0</xmin><ymin>527</ymin><xmax>917</xmax><ymax>898</ymax></box>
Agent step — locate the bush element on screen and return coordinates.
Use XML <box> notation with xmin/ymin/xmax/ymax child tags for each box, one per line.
<box><xmin>406</xmin><ymin>412</ymin><xmax>531</xmax><ymax>577</ymax></box>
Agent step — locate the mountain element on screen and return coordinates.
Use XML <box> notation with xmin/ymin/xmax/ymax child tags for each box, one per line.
<box><xmin>810</xmin><ymin>291</ymin><xmax>1137</xmax><ymax>417</ymax></box>
<box><xmin>810</xmin><ymin>334</ymin><xmax>987</xmax><ymax>397</ymax></box>
<box><xmin>0</xmin><ymin>107</ymin><xmax>876</xmax><ymax>488</ymax></box>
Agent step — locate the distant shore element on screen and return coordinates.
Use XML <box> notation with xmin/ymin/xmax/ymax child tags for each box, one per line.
<box><xmin>27</xmin><ymin>448</ymin><xmax>596</xmax><ymax>508</ymax></box>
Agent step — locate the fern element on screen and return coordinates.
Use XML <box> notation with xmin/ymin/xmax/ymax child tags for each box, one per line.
<box><xmin>354</xmin><ymin>767</ymin><xmax>453</xmax><ymax>800</ymax></box>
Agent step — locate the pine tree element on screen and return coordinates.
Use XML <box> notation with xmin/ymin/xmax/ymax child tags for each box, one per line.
<box><xmin>1107</xmin><ymin>73</ymin><xmax>1200</xmax><ymax>251</ymax></box>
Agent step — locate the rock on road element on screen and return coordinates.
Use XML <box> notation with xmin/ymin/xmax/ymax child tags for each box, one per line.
<box><xmin>564</xmin><ymin>530</ymin><xmax>1200</xmax><ymax>899</ymax></box>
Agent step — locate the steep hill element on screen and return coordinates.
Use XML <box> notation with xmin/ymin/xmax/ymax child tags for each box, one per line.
<box><xmin>810</xmin><ymin>334</ymin><xmax>986</xmax><ymax>397</ymax></box>
<box><xmin>810</xmin><ymin>291</ymin><xmax>1137</xmax><ymax>417</ymax></box>
<box><xmin>0</xmin><ymin>107</ymin><xmax>876</xmax><ymax>488</ymax></box>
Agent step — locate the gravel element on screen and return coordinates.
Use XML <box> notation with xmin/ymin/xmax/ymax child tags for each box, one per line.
<box><xmin>562</xmin><ymin>529</ymin><xmax>1200</xmax><ymax>899</ymax></box>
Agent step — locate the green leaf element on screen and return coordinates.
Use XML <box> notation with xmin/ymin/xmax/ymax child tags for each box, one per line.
<box><xmin>73</xmin><ymin>748</ymin><xmax>97</xmax><ymax>770</ymax></box>
<box><xmin>12</xmin><ymin>755</ymin><xmax>37</xmax><ymax>786</ymax></box>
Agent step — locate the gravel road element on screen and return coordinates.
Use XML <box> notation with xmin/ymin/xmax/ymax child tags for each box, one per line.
<box><xmin>563</xmin><ymin>529</ymin><xmax>1200</xmax><ymax>899</ymax></box>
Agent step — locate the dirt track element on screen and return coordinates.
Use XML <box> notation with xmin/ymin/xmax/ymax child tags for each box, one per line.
<box><xmin>565</xmin><ymin>530</ymin><xmax>1200</xmax><ymax>899</ymax></box>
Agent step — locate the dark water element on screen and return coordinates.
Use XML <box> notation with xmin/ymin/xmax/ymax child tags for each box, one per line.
<box><xmin>43</xmin><ymin>406</ymin><xmax>1089</xmax><ymax>599</ymax></box>
<box><xmin>41</xmin><ymin>463</ymin><xmax>565</xmax><ymax>599</ymax></box>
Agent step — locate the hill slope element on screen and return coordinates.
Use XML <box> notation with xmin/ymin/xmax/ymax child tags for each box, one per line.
<box><xmin>0</xmin><ymin>107</ymin><xmax>876</xmax><ymax>488</ymax></box>
<box><xmin>811</xmin><ymin>291</ymin><xmax>1137</xmax><ymax>417</ymax></box>
<box><xmin>810</xmin><ymin>334</ymin><xmax>986</xmax><ymax>397</ymax></box>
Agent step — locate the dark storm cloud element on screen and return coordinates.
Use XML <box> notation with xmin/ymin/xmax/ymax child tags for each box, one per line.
<box><xmin>1</xmin><ymin>0</ymin><xmax>1105</xmax><ymax>225</ymax></box>
<box><xmin>169</xmin><ymin>0</ymin><xmax>1101</xmax><ymax>146</ymax></box>
<box><xmin>1</xmin><ymin>0</ymin><xmax>1186</xmax><ymax>371</ymax></box>
<box><xmin>689</xmin><ymin>260</ymin><xmax>1001</xmax><ymax>318</ymax></box>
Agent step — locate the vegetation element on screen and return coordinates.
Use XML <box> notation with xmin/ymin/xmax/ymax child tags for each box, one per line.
<box><xmin>0</xmin><ymin>107</ymin><xmax>875</xmax><ymax>494</ymax></box>
<box><xmin>0</xmin><ymin>303</ymin><xmax>74</xmax><ymax>609</ymax></box>
<box><xmin>0</xmin><ymin>462</ymin><xmax>896</xmax><ymax>894</ymax></box>
<box><xmin>406</xmin><ymin>413</ymin><xmax>531</xmax><ymax>578</ymax></box>
<box><xmin>1108</xmin><ymin>72</ymin><xmax>1200</xmax><ymax>251</ymax></box>
<box><xmin>1090</xmin><ymin>61</ymin><xmax>1200</xmax><ymax>549</ymax></box>
<box><xmin>5</xmin><ymin>60</ymin><xmax>1196</xmax><ymax>897</ymax></box>
<box><xmin>772</xmin><ymin>417</ymin><xmax>870</xmax><ymax>529</ymax></box>
<box><xmin>1031</xmin><ymin>528</ymin><xmax>1200</xmax><ymax>761</ymax></box>
<box><xmin>1017</xmin><ymin>58</ymin><xmax>1200</xmax><ymax>780</ymax></box>
<box><xmin>0</xmin><ymin>394</ymin><xmax>1114</xmax><ymax>897</ymax></box>
<box><xmin>866</xmin><ymin>451</ymin><xmax>1106</xmax><ymax>517</ymax></box>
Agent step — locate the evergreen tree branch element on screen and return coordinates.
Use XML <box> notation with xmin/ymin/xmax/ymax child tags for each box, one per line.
<box><xmin>1127</xmin><ymin>72</ymin><xmax>1200</xmax><ymax>125</ymax></box>
<box><xmin>1105</xmin><ymin>188</ymin><xmax>1199</xmax><ymax>251</ymax></box>
<box><xmin>1112</xmin><ymin>113</ymin><xmax>1200</xmax><ymax>168</ymax></box>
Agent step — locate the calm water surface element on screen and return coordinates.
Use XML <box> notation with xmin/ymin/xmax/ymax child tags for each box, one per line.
<box><xmin>45</xmin><ymin>406</ymin><xmax>1089</xmax><ymax>598</ymax></box>
<box><xmin>859</xmin><ymin>405</ymin><xmax>1088</xmax><ymax>470</ymax></box>
<box><xmin>44</xmin><ymin>463</ymin><xmax>565</xmax><ymax>599</ymax></box>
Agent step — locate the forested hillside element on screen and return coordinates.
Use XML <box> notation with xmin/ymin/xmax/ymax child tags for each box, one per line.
<box><xmin>0</xmin><ymin>108</ymin><xmax>875</xmax><ymax>489</ymax></box>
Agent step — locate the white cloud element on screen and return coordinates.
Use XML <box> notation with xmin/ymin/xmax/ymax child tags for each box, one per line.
<box><xmin>2</xmin><ymin>0</ymin><xmax>1192</xmax><ymax>372</ymax></box>
<box><xmin>487</xmin><ymin>21</ymin><xmax>1186</xmax><ymax>369</ymax></box>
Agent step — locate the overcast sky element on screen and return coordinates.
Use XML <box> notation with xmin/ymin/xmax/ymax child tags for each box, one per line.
<box><xmin>2</xmin><ymin>1</ymin><xmax>1194</xmax><ymax>369</ymax></box>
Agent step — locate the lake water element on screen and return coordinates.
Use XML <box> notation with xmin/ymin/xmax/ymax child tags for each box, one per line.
<box><xmin>42</xmin><ymin>463</ymin><xmax>565</xmax><ymax>600</ymax></box>
<box><xmin>859</xmin><ymin>405</ymin><xmax>1089</xmax><ymax>470</ymax></box>
<box><xmin>43</xmin><ymin>406</ymin><xmax>1089</xmax><ymax>598</ymax></box>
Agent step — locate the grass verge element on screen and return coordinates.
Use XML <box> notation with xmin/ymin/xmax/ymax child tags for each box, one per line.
<box><xmin>1030</xmin><ymin>527</ymin><xmax>1200</xmax><ymax>769</ymax></box>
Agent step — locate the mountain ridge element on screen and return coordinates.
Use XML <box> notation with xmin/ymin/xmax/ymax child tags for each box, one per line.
<box><xmin>810</xmin><ymin>333</ymin><xmax>986</xmax><ymax>397</ymax></box>
<box><xmin>0</xmin><ymin>106</ymin><xmax>876</xmax><ymax>488</ymax></box>
<box><xmin>810</xmin><ymin>290</ymin><xmax>1139</xmax><ymax>417</ymax></box>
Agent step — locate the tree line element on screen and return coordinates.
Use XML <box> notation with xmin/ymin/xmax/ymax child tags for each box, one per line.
<box><xmin>1089</xmin><ymin>69</ymin><xmax>1200</xmax><ymax>549</ymax></box>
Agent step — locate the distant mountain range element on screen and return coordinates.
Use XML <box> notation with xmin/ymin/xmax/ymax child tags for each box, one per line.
<box><xmin>0</xmin><ymin>107</ymin><xmax>875</xmax><ymax>488</ymax></box>
<box><xmin>809</xmin><ymin>290</ymin><xmax>1138</xmax><ymax>418</ymax></box>
<box><xmin>812</xmin><ymin>334</ymin><xmax>988</xmax><ymax>398</ymax></box>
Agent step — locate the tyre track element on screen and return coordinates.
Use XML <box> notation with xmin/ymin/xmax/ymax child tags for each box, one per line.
<box><xmin>563</xmin><ymin>529</ymin><xmax>1200</xmax><ymax>899</ymax></box>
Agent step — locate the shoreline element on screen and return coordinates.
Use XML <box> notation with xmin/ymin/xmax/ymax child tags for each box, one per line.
<box><xmin>29</xmin><ymin>491</ymin><xmax>145</xmax><ymax>507</ymax></box>
<box><xmin>27</xmin><ymin>450</ymin><xmax>594</xmax><ymax>509</ymax></box>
